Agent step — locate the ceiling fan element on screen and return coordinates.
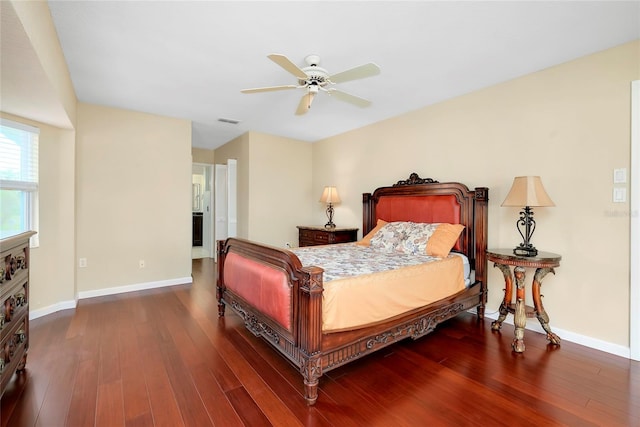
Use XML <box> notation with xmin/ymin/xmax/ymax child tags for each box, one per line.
<box><xmin>241</xmin><ymin>54</ymin><xmax>381</xmax><ymax>115</ymax></box>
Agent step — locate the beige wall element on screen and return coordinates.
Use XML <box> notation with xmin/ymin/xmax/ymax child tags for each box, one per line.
<box><xmin>214</xmin><ymin>131</ymin><xmax>312</xmax><ymax>247</ymax></box>
<box><xmin>313</xmin><ymin>40</ymin><xmax>640</xmax><ymax>348</ymax></box>
<box><xmin>76</xmin><ymin>103</ymin><xmax>192</xmax><ymax>292</ymax></box>
<box><xmin>10</xmin><ymin>0</ymin><xmax>76</xmax><ymax>127</ymax></box>
<box><xmin>192</xmin><ymin>147</ymin><xmax>215</xmax><ymax>164</ymax></box>
<box><xmin>248</xmin><ymin>132</ymin><xmax>313</xmax><ymax>247</ymax></box>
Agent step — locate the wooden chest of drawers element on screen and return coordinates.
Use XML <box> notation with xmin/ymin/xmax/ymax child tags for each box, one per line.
<box><xmin>1</xmin><ymin>231</ymin><xmax>35</xmax><ymax>398</ymax></box>
<box><xmin>297</xmin><ymin>226</ymin><xmax>358</xmax><ymax>247</ymax></box>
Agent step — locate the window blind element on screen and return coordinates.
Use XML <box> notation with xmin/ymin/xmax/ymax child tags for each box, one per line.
<box><xmin>0</xmin><ymin>118</ymin><xmax>39</xmax><ymax>191</ymax></box>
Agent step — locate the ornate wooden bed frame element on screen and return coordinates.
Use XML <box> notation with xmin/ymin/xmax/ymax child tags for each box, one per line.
<box><xmin>217</xmin><ymin>173</ymin><xmax>489</xmax><ymax>405</ymax></box>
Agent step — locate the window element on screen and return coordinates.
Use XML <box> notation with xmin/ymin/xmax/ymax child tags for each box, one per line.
<box><xmin>0</xmin><ymin>119</ymin><xmax>39</xmax><ymax>246</ymax></box>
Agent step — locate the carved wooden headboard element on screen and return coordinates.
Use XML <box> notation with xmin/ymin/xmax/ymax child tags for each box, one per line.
<box><xmin>362</xmin><ymin>173</ymin><xmax>489</xmax><ymax>279</ymax></box>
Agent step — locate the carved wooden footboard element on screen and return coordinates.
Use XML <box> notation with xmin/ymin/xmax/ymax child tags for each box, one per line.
<box><xmin>217</xmin><ymin>237</ymin><xmax>325</xmax><ymax>401</ymax></box>
<box><xmin>217</xmin><ymin>174</ymin><xmax>489</xmax><ymax>405</ymax></box>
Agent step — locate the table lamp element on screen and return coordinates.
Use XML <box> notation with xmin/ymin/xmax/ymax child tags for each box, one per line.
<box><xmin>501</xmin><ymin>176</ymin><xmax>555</xmax><ymax>256</ymax></box>
<box><xmin>319</xmin><ymin>186</ymin><xmax>341</xmax><ymax>228</ymax></box>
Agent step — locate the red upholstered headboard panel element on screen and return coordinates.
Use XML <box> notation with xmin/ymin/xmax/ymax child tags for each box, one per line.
<box><xmin>375</xmin><ymin>195</ymin><xmax>461</xmax><ymax>225</ymax></box>
<box><xmin>376</xmin><ymin>194</ymin><xmax>462</xmax><ymax>251</ymax></box>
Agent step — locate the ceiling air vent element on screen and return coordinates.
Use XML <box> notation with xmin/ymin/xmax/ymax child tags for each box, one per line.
<box><xmin>218</xmin><ymin>118</ymin><xmax>241</xmax><ymax>125</ymax></box>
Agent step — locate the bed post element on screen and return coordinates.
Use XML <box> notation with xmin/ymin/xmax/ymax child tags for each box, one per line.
<box><xmin>298</xmin><ymin>265</ymin><xmax>324</xmax><ymax>405</ymax></box>
<box><xmin>216</xmin><ymin>239</ymin><xmax>227</xmax><ymax>317</ymax></box>
<box><xmin>474</xmin><ymin>187</ymin><xmax>489</xmax><ymax>319</ymax></box>
<box><xmin>362</xmin><ymin>192</ymin><xmax>374</xmax><ymax>235</ymax></box>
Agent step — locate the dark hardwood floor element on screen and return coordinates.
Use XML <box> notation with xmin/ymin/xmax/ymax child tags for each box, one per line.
<box><xmin>2</xmin><ymin>258</ymin><xmax>638</xmax><ymax>426</ymax></box>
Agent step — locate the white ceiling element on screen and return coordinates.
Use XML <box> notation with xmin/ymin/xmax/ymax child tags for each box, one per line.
<box><xmin>7</xmin><ymin>1</ymin><xmax>640</xmax><ymax>150</ymax></box>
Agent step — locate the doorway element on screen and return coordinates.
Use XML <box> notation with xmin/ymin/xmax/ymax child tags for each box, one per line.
<box><xmin>214</xmin><ymin>159</ymin><xmax>237</xmax><ymax>261</ymax></box>
<box><xmin>192</xmin><ymin>163</ymin><xmax>213</xmax><ymax>259</ymax></box>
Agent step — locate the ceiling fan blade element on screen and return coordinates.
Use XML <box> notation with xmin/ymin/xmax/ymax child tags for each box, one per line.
<box><xmin>329</xmin><ymin>63</ymin><xmax>380</xmax><ymax>84</ymax></box>
<box><xmin>268</xmin><ymin>54</ymin><xmax>308</xmax><ymax>80</ymax></box>
<box><xmin>241</xmin><ymin>85</ymin><xmax>299</xmax><ymax>93</ymax></box>
<box><xmin>328</xmin><ymin>89</ymin><xmax>372</xmax><ymax>108</ymax></box>
<box><xmin>295</xmin><ymin>91</ymin><xmax>316</xmax><ymax>115</ymax></box>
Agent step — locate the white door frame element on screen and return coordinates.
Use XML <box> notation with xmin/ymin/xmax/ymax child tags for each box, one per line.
<box><xmin>630</xmin><ymin>80</ymin><xmax>639</xmax><ymax>361</ymax></box>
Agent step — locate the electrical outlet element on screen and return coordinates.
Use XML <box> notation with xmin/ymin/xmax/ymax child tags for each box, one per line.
<box><xmin>139</xmin><ymin>259</ymin><xmax>145</xmax><ymax>268</ymax></box>
<box><xmin>79</xmin><ymin>258</ymin><xmax>87</xmax><ymax>268</ymax></box>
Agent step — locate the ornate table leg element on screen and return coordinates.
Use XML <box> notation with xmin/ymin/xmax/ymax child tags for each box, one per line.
<box><xmin>532</xmin><ymin>267</ymin><xmax>561</xmax><ymax>346</ymax></box>
<box><xmin>512</xmin><ymin>266</ymin><xmax>526</xmax><ymax>353</ymax></box>
<box><xmin>491</xmin><ymin>263</ymin><xmax>513</xmax><ymax>331</ymax></box>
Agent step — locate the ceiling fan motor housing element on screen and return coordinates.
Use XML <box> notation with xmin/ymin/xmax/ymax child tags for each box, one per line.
<box><xmin>298</xmin><ymin>65</ymin><xmax>329</xmax><ymax>87</ymax></box>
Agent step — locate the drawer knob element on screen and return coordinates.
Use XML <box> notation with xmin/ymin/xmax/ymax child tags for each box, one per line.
<box><xmin>15</xmin><ymin>292</ymin><xmax>26</xmax><ymax>306</ymax></box>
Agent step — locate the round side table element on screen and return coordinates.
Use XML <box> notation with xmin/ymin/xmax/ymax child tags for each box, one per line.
<box><xmin>487</xmin><ymin>248</ymin><xmax>562</xmax><ymax>353</ymax></box>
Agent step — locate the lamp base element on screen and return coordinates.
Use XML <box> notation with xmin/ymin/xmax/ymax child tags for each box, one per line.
<box><xmin>513</xmin><ymin>245</ymin><xmax>538</xmax><ymax>257</ymax></box>
<box><xmin>325</xmin><ymin>203</ymin><xmax>336</xmax><ymax>229</ymax></box>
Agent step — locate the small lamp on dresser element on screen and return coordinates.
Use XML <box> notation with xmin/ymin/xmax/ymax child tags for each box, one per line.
<box><xmin>501</xmin><ymin>176</ymin><xmax>555</xmax><ymax>257</ymax></box>
<box><xmin>319</xmin><ymin>186</ymin><xmax>341</xmax><ymax>228</ymax></box>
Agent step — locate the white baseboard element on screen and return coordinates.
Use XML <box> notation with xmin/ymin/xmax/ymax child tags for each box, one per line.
<box><xmin>29</xmin><ymin>276</ymin><xmax>193</xmax><ymax>321</ymax></box>
<box><xmin>77</xmin><ymin>276</ymin><xmax>193</xmax><ymax>300</ymax></box>
<box><xmin>484</xmin><ymin>311</ymin><xmax>631</xmax><ymax>359</ymax></box>
<box><xmin>30</xmin><ymin>299</ymin><xmax>77</xmax><ymax>320</ymax></box>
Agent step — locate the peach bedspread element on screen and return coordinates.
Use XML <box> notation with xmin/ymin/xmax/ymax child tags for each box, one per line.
<box><xmin>320</xmin><ymin>254</ymin><xmax>465</xmax><ymax>332</ymax></box>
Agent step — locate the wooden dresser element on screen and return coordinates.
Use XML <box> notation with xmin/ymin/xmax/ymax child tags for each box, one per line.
<box><xmin>297</xmin><ymin>226</ymin><xmax>358</xmax><ymax>247</ymax></box>
<box><xmin>1</xmin><ymin>231</ymin><xmax>35</xmax><ymax>398</ymax></box>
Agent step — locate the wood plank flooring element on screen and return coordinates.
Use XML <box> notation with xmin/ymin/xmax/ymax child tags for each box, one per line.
<box><xmin>2</xmin><ymin>258</ymin><xmax>638</xmax><ymax>426</ymax></box>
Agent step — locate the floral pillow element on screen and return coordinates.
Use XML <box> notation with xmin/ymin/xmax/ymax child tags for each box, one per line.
<box><xmin>369</xmin><ymin>221</ymin><xmax>465</xmax><ymax>257</ymax></box>
<box><xmin>369</xmin><ymin>221</ymin><xmax>439</xmax><ymax>255</ymax></box>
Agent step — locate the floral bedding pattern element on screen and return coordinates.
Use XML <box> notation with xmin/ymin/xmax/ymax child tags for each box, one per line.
<box><xmin>291</xmin><ymin>243</ymin><xmax>448</xmax><ymax>283</ymax></box>
<box><xmin>368</xmin><ymin>221</ymin><xmax>439</xmax><ymax>255</ymax></box>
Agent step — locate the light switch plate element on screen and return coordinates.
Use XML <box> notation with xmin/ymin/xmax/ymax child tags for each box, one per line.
<box><xmin>613</xmin><ymin>168</ymin><xmax>627</xmax><ymax>184</ymax></box>
<box><xmin>613</xmin><ymin>187</ymin><xmax>627</xmax><ymax>203</ymax></box>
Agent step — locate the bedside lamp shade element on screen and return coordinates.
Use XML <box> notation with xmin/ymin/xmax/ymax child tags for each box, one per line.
<box><xmin>320</xmin><ymin>186</ymin><xmax>341</xmax><ymax>228</ymax></box>
<box><xmin>502</xmin><ymin>176</ymin><xmax>554</xmax><ymax>257</ymax></box>
<box><xmin>501</xmin><ymin>176</ymin><xmax>555</xmax><ymax>208</ymax></box>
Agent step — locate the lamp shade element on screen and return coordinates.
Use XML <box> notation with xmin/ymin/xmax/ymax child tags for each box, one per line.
<box><xmin>501</xmin><ymin>176</ymin><xmax>555</xmax><ymax>207</ymax></box>
<box><xmin>319</xmin><ymin>186</ymin><xmax>341</xmax><ymax>204</ymax></box>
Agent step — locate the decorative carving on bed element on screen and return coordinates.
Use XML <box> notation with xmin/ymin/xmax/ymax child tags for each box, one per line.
<box><xmin>217</xmin><ymin>174</ymin><xmax>489</xmax><ymax>405</ymax></box>
<box><xmin>394</xmin><ymin>172</ymin><xmax>439</xmax><ymax>186</ymax></box>
<box><xmin>366</xmin><ymin>303</ymin><xmax>465</xmax><ymax>349</ymax></box>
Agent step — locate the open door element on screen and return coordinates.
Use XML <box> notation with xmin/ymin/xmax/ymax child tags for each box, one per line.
<box><xmin>215</xmin><ymin>164</ymin><xmax>228</xmax><ymax>261</ymax></box>
<box><xmin>192</xmin><ymin>163</ymin><xmax>213</xmax><ymax>258</ymax></box>
<box><xmin>214</xmin><ymin>160</ymin><xmax>238</xmax><ymax>261</ymax></box>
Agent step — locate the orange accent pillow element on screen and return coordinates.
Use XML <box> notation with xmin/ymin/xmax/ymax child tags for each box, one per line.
<box><xmin>426</xmin><ymin>223</ymin><xmax>465</xmax><ymax>257</ymax></box>
<box><xmin>356</xmin><ymin>219</ymin><xmax>388</xmax><ymax>246</ymax></box>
